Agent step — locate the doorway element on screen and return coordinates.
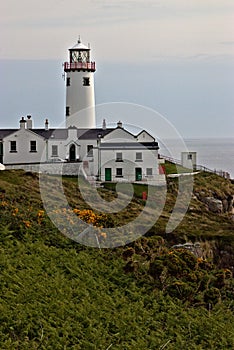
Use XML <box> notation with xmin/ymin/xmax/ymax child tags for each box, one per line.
<box><xmin>135</xmin><ymin>167</ymin><xmax>142</xmax><ymax>181</ymax></box>
<box><xmin>69</xmin><ymin>144</ymin><xmax>76</xmax><ymax>162</ymax></box>
<box><xmin>105</xmin><ymin>168</ymin><xmax>112</xmax><ymax>181</ymax></box>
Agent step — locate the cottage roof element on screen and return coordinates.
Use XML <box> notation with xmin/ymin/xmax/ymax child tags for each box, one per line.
<box><xmin>0</xmin><ymin>128</ymin><xmax>157</xmax><ymax>144</ymax></box>
<box><xmin>1</xmin><ymin>128</ymin><xmax>114</xmax><ymax>140</ymax></box>
<box><xmin>0</xmin><ymin>129</ymin><xmax>17</xmax><ymax>140</ymax></box>
<box><xmin>32</xmin><ymin>129</ymin><xmax>68</xmax><ymax>139</ymax></box>
<box><xmin>77</xmin><ymin>128</ymin><xmax>114</xmax><ymax>139</ymax></box>
<box><xmin>99</xmin><ymin>142</ymin><xmax>159</xmax><ymax>150</ymax></box>
<box><xmin>0</xmin><ymin>128</ymin><xmax>114</xmax><ymax>140</ymax></box>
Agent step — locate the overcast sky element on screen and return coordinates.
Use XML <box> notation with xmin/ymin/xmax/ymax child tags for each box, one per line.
<box><xmin>0</xmin><ymin>0</ymin><xmax>234</xmax><ymax>138</ymax></box>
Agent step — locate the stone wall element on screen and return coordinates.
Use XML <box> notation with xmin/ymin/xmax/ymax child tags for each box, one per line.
<box><xmin>5</xmin><ymin>163</ymin><xmax>82</xmax><ymax>176</ymax></box>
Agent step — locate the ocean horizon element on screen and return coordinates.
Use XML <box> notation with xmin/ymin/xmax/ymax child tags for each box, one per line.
<box><xmin>158</xmin><ymin>137</ymin><xmax>234</xmax><ymax>179</ymax></box>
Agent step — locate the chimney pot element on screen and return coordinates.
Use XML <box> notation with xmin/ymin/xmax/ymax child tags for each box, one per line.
<box><xmin>102</xmin><ymin>118</ymin><xmax>106</xmax><ymax>130</ymax></box>
<box><xmin>45</xmin><ymin>119</ymin><xmax>49</xmax><ymax>130</ymax></box>
<box><xmin>117</xmin><ymin>120</ymin><xmax>123</xmax><ymax>128</ymax></box>
<box><xmin>26</xmin><ymin>115</ymin><xmax>33</xmax><ymax>129</ymax></box>
<box><xmin>20</xmin><ymin>117</ymin><xmax>26</xmax><ymax>129</ymax></box>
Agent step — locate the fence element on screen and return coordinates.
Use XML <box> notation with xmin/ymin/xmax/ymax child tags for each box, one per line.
<box><xmin>160</xmin><ymin>154</ymin><xmax>230</xmax><ymax>179</ymax></box>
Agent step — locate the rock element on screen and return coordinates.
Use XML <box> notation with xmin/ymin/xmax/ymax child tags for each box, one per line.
<box><xmin>227</xmin><ymin>195</ymin><xmax>234</xmax><ymax>213</ymax></box>
<box><xmin>172</xmin><ymin>242</ymin><xmax>203</xmax><ymax>258</ymax></box>
<box><xmin>222</xmin><ymin>199</ymin><xmax>229</xmax><ymax>213</ymax></box>
<box><xmin>204</xmin><ymin>197</ymin><xmax>223</xmax><ymax>213</ymax></box>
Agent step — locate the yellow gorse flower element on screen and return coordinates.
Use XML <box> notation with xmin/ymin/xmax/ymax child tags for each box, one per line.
<box><xmin>23</xmin><ymin>220</ymin><xmax>31</xmax><ymax>228</ymax></box>
<box><xmin>50</xmin><ymin>207</ymin><xmax>108</xmax><ymax>240</ymax></box>
<box><xmin>37</xmin><ymin>210</ymin><xmax>44</xmax><ymax>218</ymax></box>
<box><xmin>12</xmin><ymin>208</ymin><xmax>19</xmax><ymax>216</ymax></box>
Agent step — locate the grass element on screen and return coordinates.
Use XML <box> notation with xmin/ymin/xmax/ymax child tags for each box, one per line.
<box><xmin>0</xmin><ymin>170</ymin><xmax>234</xmax><ymax>349</ymax></box>
<box><xmin>162</xmin><ymin>160</ymin><xmax>193</xmax><ymax>174</ymax></box>
<box><xmin>103</xmin><ymin>182</ymin><xmax>149</xmax><ymax>199</ymax></box>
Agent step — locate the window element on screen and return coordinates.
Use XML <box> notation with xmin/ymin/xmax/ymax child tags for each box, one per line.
<box><xmin>30</xmin><ymin>141</ymin><xmax>37</xmax><ymax>152</ymax></box>
<box><xmin>116</xmin><ymin>168</ymin><xmax>123</xmax><ymax>177</ymax></box>
<box><xmin>187</xmin><ymin>154</ymin><xmax>193</xmax><ymax>160</ymax></box>
<box><xmin>10</xmin><ymin>141</ymin><xmax>17</xmax><ymax>152</ymax></box>
<box><xmin>66</xmin><ymin>106</ymin><xmax>70</xmax><ymax>116</ymax></box>
<box><xmin>83</xmin><ymin>77</ymin><xmax>90</xmax><ymax>86</ymax></box>
<box><xmin>52</xmin><ymin>145</ymin><xmax>58</xmax><ymax>157</ymax></box>
<box><xmin>66</xmin><ymin>77</ymin><xmax>70</xmax><ymax>86</ymax></box>
<box><xmin>116</xmin><ymin>152</ymin><xmax>123</xmax><ymax>162</ymax></box>
<box><xmin>146</xmin><ymin>168</ymin><xmax>153</xmax><ymax>176</ymax></box>
<box><xmin>87</xmin><ymin>145</ymin><xmax>93</xmax><ymax>157</ymax></box>
<box><xmin>136</xmin><ymin>152</ymin><xmax>142</xmax><ymax>161</ymax></box>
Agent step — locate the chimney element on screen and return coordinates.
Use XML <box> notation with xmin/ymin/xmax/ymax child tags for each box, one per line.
<box><xmin>26</xmin><ymin>115</ymin><xmax>32</xmax><ymax>129</ymax></box>
<box><xmin>19</xmin><ymin>117</ymin><xmax>26</xmax><ymax>129</ymax></box>
<box><xmin>117</xmin><ymin>120</ymin><xmax>123</xmax><ymax>128</ymax></box>
<box><xmin>45</xmin><ymin>119</ymin><xmax>49</xmax><ymax>131</ymax></box>
<box><xmin>102</xmin><ymin>118</ymin><xmax>106</xmax><ymax>130</ymax></box>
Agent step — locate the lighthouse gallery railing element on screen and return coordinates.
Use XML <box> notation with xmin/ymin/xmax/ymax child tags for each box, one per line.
<box><xmin>64</xmin><ymin>62</ymin><xmax>95</xmax><ymax>71</ymax></box>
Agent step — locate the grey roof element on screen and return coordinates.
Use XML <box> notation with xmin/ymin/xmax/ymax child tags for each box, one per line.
<box><xmin>0</xmin><ymin>128</ymin><xmax>114</xmax><ymax>141</ymax></box>
<box><xmin>33</xmin><ymin>128</ymin><xmax>116</xmax><ymax>140</ymax></box>
<box><xmin>0</xmin><ymin>129</ymin><xmax>17</xmax><ymax>140</ymax></box>
<box><xmin>99</xmin><ymin>142</ymin><xmax>159</xmax><ymax>150</ymax></box>
<box><xmin>77</xmin><ymin>128</ymin><xmax>114</xmax><ymax>139</ymax></box>
<box><xmin>0</xmin><ymin>128</ymin><xmax>158</xmax><ymax>147</ymax></box>
<box><xmin>33</xmin><ymin>129</ymin><xmax>68</xmax><ymax>139</ymax></box>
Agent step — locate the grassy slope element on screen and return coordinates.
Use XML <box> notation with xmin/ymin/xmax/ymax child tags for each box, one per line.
<box><xmin>0</xmin><ymin>170</ymin><xmax>234</xmax><ymax>349</ymax></box>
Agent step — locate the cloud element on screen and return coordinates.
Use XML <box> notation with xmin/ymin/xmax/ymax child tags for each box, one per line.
<box><xmin>220</xmin><ymin>41</ymin><xmax>234</xmax><ymax>46</ymax></box>
<box><xmin>0</xmin><ymin>0</ymin><xmax>234</xmax><ymax>61</ymax></box>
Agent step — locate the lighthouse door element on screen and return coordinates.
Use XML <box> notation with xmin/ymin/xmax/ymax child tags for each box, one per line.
<box><xmin>69</xmin><ymin>144</ymin><xmax>76</xmax><ymax>162</ymax></box>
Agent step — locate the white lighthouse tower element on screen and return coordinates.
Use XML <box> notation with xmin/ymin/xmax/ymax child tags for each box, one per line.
<box><xmin>64</xmin><ymin>38</ymin><xmax>96</xmax><ymax>128</ymax></box>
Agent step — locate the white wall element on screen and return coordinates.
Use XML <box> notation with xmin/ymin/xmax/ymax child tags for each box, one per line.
<box><xmin>3</xmin><ymin>129</ymin><xmax>46</xmax><ymax>164</ymax></box>
<box><xmin>137</xmin><ymin>131</ymin><xmax>155</xmax><ymax>142</ymax></box>
<box><xmin>66</xmin><ymin>71</ymin><xmax>95</xmax><ymax>128</ymax></box>
<box><xmin>93</xmin><ymin>146</ymin><xmax>159</xmax><ymax>183</ymax></box>
<box><xmin>78</xmin><ymin>139</ymin><xmax>97</xmax><ymax>160</ymax></box>
<box><xmin>47</xmin><ymin>139</ymin><xmax>67</xmax><ymax>160</ymax></box>
<box><xmin>102</xmin><ymin>128</ymin><xmax>135</xmax><ymax>142</ymax></box>
<box><xmin>181</xmin><ymin>152</ymin><xmax>197</xmax><ymax>169</ymax></box>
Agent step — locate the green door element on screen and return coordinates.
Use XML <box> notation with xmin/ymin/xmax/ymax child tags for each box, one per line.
<box><xmin>135</xmin><ymin>167</ymin><xmax>142</xmax><ymax>181</ymax></box>
<box><xmin>105</xmin><ymin>168</ymin><xmax>112</xmax><ymax>181</ymax></box>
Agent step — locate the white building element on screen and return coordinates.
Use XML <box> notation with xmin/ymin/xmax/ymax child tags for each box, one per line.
<box><xmin>0</xmin><ymin>38</ymin><xmax>164</xmax><ymax>186</ymax></box>
<box><xmin>181</xmin><ymin>152</ymin><xmax>197</xmax><ymax>170</ymax></box>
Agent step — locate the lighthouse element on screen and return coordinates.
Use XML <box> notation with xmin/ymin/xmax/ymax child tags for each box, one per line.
<box><xmin>64</xmin><ymin>38</ymin><xmax>96</xmax><ymax>128</ymax></box>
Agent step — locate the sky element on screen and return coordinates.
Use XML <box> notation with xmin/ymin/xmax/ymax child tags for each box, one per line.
<box><xmin>0</xmin><ymin>0</ymin><xmax>234</xmax><ymax>138</ymax></box>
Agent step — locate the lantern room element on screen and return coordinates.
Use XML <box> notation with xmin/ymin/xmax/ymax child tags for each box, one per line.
<box><xmin>69</xmin><ymin>39</ymin><xmax>90</xmax><ymax>63</ymax></box>
<box><xmin>64</xmin><ymin>38</ymin><xmax>95</xmax><ymax>72</ymax></box>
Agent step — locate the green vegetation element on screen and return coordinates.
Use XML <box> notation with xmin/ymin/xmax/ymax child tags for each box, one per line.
<box><xmin>162</xmin><ymin>160</ymin><xmax>193</xmax><ymax>174</ymax></box>
<box><xmin>0</xmin><ymin>170</ymin><xmax>234</xmax><ymax>349</ymax></box>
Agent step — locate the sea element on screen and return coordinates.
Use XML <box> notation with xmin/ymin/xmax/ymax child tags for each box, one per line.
<box><xmin>158</xmin><ymin>137</ymin><xmax>234</xmax><ymax>179</ymax></box>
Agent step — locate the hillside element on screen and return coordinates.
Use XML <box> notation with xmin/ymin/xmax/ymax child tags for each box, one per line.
<box><xmin>0</xmin><ymin>170</ymin><xmax>234</xmax><ymax>349</ymax></box>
